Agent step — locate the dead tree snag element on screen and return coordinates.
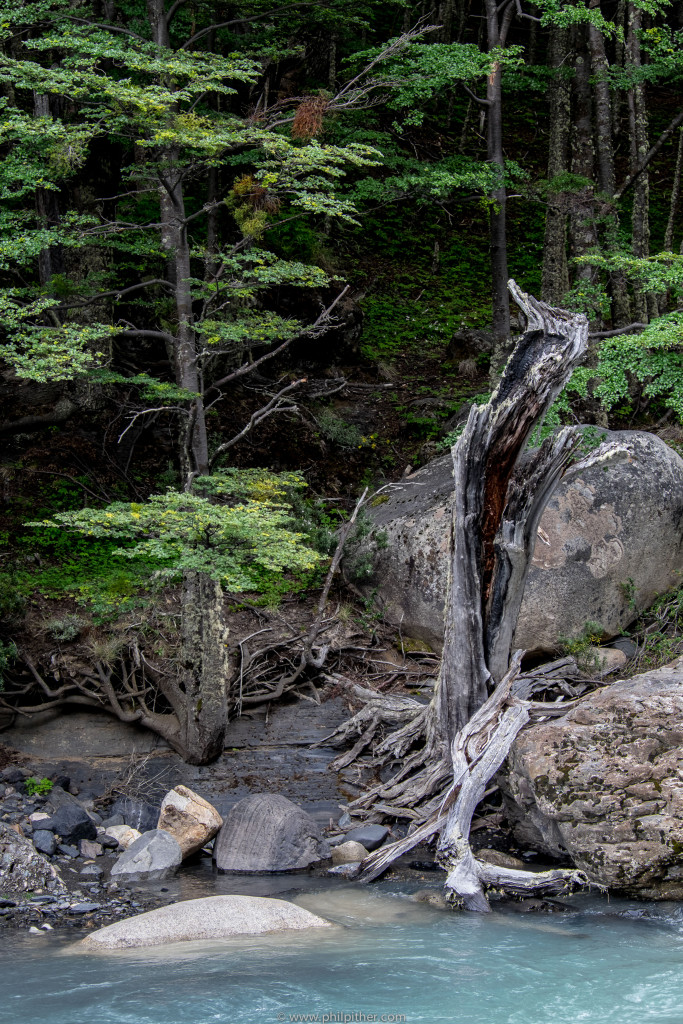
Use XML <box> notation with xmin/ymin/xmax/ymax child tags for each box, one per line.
<box><xmin>324</xmin><ymin>282</ymin><xmax>592</xmax><ymax>909</ymax></box>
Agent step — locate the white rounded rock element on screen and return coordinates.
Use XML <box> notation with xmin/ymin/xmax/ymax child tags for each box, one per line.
<box><xmin>81</xmin><ymin>895</ymin><xmax>332</xmax><ymax>949</ymax></box>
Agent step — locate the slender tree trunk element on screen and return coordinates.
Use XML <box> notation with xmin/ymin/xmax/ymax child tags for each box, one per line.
<box><xmin>588</xmin><ymin>9</ymin><xmax>631</xmax><ymax>325</ymax></box>
<box><xmin>485</xmin><ymin>0</ymin><xmax>513</xmax><ymax>377</ymax></box>
<box><xmin>542</xmin><ymin>27</ymin><xmax>571</xmax><ymax>304</ymax></box>
<box><xmin>148</xmin><ymin>0</ymin><xmax>209</xmax><ymax>480</ymax></box>
<box><xmin>664</xmin><ymin>128</ymin><xmax>683</xmax><ymax>252</ymax></box>
<box><xmin>627</xmin><ymin>4</ymin><xmax>657</xmax><ymax>321</ymax></box>
<box><xmin>570</xmin><ymin>30</ymin><xmax>599</xmax><ymax>279</ymax></box>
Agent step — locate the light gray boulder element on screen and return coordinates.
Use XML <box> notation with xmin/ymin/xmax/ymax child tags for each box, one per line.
<box><xmin>213</xmin><ymin>794</ymin><xmax>330</xmax><ymax>873</ymax></box>
<box><xmin>81</xmin><ymin>895</ymin><xmax>332</xmax><ymax>949</ymax></box>
<box><xmin>0</xmin><ymin>822</ymin><xmax>65</xmax><ymax>894</ymax></box>
<box><xmin>502</xmin><ymin>656</ymin><xmax>683</xmax><ymax>898</ymax></box>
<box><xmin>110</xmin><ymin>829</ymin><xmax>182</xmax><ymax>883</ymax></box>
<box><xmin>363</xmin><ymin>430</ymin><xmax>683</xmax><ymax>653</ymax></box>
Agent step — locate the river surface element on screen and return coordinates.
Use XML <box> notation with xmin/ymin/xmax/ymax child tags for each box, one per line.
<box><xmin>2</xmin><ymin>880</ymin><xmax>683</xmax><ymax>1024</ymax></box>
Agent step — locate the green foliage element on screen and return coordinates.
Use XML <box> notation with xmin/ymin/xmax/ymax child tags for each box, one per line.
<box><xmin>558</xmin><ymin>619</ymin><xmax>606</xmax><ymax>672</ymax></box>
<box><xmin>29</xmin><ymin>471</ymin><xmax>323</xmax><ymax>595</ymax></box>
<box><xmin>569</xmin><ymin>314</ymin><xmax>683</xmax><ymax>422</ymax></box>
<box><xmin>24</xmin><ymin>776</ymin><xmax>53</xmax><ymax>797</ymax></box>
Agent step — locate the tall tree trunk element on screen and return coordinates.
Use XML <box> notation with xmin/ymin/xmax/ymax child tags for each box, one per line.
<box><xmin>178</xmin><ymin>571</ymin><xmax>230</xmax><ymax>764</ymax></box>
<box><xmin>148</xmin><ymin>0</ymin><xmax>209</xmax><ymax>481</ymax></box>
<box><xmin>664</xmin><ymin>128</ymin><xmax>683</xmax><ymax>252</ymax></box>
<box><xmin>627</xmin><ymin>4</ymin><xmax>657</xmax><ymax>321</ymax></box>
<box><xmin>570</xmin><ymin>30</ymin><xmax>599</xmax><ymax>280</ymax></box>
<box><xmin>485</xmin><ymin>0</ymin><xmax>513</xmax><ymax>377</ymax></box>
<box><xmin>542</xmin><ymin>27</ymin><xmax>571</xmax><ymax>304</ymax></box>
<box><xmin>588</xmin><ymin>9</ymin><xmax>631</xmax><ymax>325</ymax></box>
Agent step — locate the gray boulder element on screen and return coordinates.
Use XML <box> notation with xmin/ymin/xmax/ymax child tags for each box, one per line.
<box><xmin>213</xmin><ymin>794</ymin><xmax>331</xmax><ymax>873</ymax></box>
<box><xmin>502</xmin><ymin>656</ymin><xmax>683</xmax><ymax>898</ymax></box>
<box><xmin>110</xmin><ymin>829</ymin><xmax>182</xmax><ymax>883</ymax></box>
<box><xmin>364</xmin><ymin>430</ymin><xmax>683</xmax><ymax>653</ymax></box>
<box><xmin>81</xmin><ymin>895</ymin><xmax>332</xmax><ymax>949</ymax></box>
<box><xmin>0</xmin><ymin>821</ymin><xmax>65</xmax><ymax>894</ymax></box>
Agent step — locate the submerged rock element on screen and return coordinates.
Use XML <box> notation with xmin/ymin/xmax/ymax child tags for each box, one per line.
<box><xmin>503</xmin><ymin>657</ymin><xmax>683</xmax><ymax>898</ymax></box>
<box><xmin>110</xmin><ymin>830</ymin><xmax>182</xmax><ymax>883</ymax></box>
<box><xmin>81</xmin><ymin>895</ymin><xmax>332</xmax><ymax>949</ymax></box>
<box><xmin>213</xmin><ymin>794</ymin><xmax>330</xmax><ymax>873</ymax></box>
<box><xmin>363</xmin><ymin>430</ymin><xmax>683</xmax><ymax>653</ymax></box>
<box><xmin>157</xmin><ymin>785</ymin><xmax>222</xmax><ymax>858</ymax></box>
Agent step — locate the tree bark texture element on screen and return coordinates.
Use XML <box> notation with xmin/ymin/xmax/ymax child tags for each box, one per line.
<box><xmin>541</xmin><ymin>27</ymin><xmax>571</xmax><ymax>305</ymax></box>
<box><xmin>435</xmin><ymin>280</ymin><xmax>589</xmax><ymax>746</ymax></box>
<box><xmin>177</xmin><ymin>571</ymin><xmax>230</xmax><ymax>764</ymax></box>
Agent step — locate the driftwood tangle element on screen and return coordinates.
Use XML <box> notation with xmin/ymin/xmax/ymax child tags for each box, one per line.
<box><xmin>325</xmin><ymin>282</ymin><xmax>593</xmax><ymax>910</ymax></box>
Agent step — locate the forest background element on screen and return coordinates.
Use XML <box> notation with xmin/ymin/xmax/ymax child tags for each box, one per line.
<box><xmin>2</xmin><ymin>0</ymin><xmax>683</xmax><ymax>762</ymax></box>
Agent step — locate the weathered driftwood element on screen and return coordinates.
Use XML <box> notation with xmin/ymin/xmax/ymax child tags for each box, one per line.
<box><xmin>324</xmin><ymin>283</ymin><xmax>593</xmax><ymax>909</ymax></box>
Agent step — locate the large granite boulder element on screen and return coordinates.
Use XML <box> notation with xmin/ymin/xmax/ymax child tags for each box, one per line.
<box><xmin>110</xmin><ymin>829</ymin><xmax>182</xmax><ymax>883</ymax></box>
<box><xmin>0</xmin><ymin>822</ymin><xmax>66</xmax><ymax>894</ymax></box>
<box><xmin>502</xmin><ymin>657</ymin><xmax>683</xmax><ymax>898</ymax></box>
<box><xmin>213</xmin><ymin>794</ymin><xmax>331</xmax><ymax>873</ymax></box>
<box><xmin>81</xmin><ymin>895</ymin><xmax>332</xmax><ymax>949</ymax></box>
<box><xmin>364</xmin><ymin>430</ymin><xmax>683</xmax><ymax>653</ymax></box>
<box><xmin>157</xmin><ymin>785</ymin><xmax>222</xmax><ymax>858</ymax></box>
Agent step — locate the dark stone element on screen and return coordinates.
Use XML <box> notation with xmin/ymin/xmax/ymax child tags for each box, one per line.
<box><xmin>101</xmin><ymin>814</ymin><xmax>125</xmax><ymax>828</ymax></box>
<box><xmin>110</xmin><ymin>797</ymin><xmax>159</xmax><ymax>833</ymax></box>
<box><xmin>343</xmin><ymin>825</ymin><xmax>389</xmax><ymax>851</ymax></box>
<box><xmin>609</xmin><ymin>637</ymin><xmax>638</xmax><ymax>658</ymax></box>
<box><xmin>1</xmin><ymin>768</ymin><xmax>25</xmax><ymax>784</ymax></box>
<box><xmin>32</xmin><ymin>830</ymin><xmax>57</xmax><ymax>856</ymax></box>
<box><xmin>67</xmin><ymin>902</ymin><xmax>100</xmax><ymax>914</ymax></box>
<box><xmin>100</xmin><ymin>834</ymin><xmax>119</xmax><ymax>849</ymax></box>
<box><xmin>52</xmin><ymin>776</ymin><xmax>71</xmax><ymax>793</ymax></box>
<box><xmin>213</xmin><ymin>793</ymin><xmax>331</xmax><ymax>873</ymax></box>
<box><xmin>57</xmin><ymin>843</ymin><xmax>80</xmax><ymax>858</ymax></box>
<box><xmin>42</xmin><ymin>803</ymin><xmax>97</xmax><ymax>843</ymax></box>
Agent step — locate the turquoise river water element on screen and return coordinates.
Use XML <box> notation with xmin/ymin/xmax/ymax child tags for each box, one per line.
<box><xmin>2</xmin><ymin>883</ymin><xmax>683</xmax><ymax>1024</ymax></box>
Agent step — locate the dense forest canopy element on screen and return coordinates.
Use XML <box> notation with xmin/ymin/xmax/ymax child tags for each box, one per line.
<box><xmin>2</xmin><ymin>0</ymin><xmax>683</xmax><ymax>760</ymax></box>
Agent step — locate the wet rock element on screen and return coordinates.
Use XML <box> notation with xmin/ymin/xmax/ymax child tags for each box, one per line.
<box><xmin>157</xmin><ymin>785</ymin><xmax>222</xmax><ymax>858</ymax></box>
<box><xmin>32</xmin><ymin>830</ymin><xmax>57</xmax><ymax>857</ymax></box>
<box><xmin>68</xmin><ymin>902</ymin><xmax>100</xmax><ymax>915</ymax></box>
<box><xmin>110</xmin><ymin>830</ymin><xmax>182</xmax><ymax>883</ymax></box>
<box><xmin>81</xmin><ymin>895</ymin><xmax>332</xmax><ymax>950</ymax></box>
<box><xmin>42</xmin><ymin>804</ymin><xmax>97</xmax><ymax>844</ymax></box>
<box><xmin>364</xmin><ymin>430</ymin><xmax>683</xmax><ymax>653</ymax></box>
<box><xmin>213</xmin><ymin>794</ymin><xmax>331</xmax><ymax>873</ymax></box>
<box><xmin>503</xmin><ymin>657</ymin><xmax>683</xmax><ymax>898</ymax></box>
<box><xmin>109</xmin><ymin>797</ymin><xmax>159</xmax><ymax>833</ymax></box>
<box><xmin>327</xmin><ymin>863</ymin><xmax>361</xmax><ymax>877</ymax></box>
<box><xmin>0</xmin><ymin>821</ymin><xmax>66</xmax><ymax>894</ymax></box>
<box><xmin>332</xmin><ymin>841</ymin><xmax>369</xmax><ymax>865</ymax></box>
